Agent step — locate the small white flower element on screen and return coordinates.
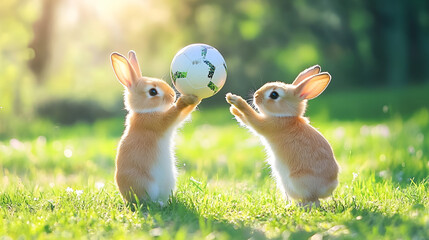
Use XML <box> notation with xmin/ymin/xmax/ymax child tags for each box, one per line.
<box><xmin>95</xmin><ymin>182</ymin><xmax>105</xmax><ymax>190</ymax></box>
<box><xmin>149</xmin><ymin>228</ymin><xmax>162</xmax><ymax>237</ymax></box>
<box><xmin>352</xmin><ymin>172</ymin><xmax>359</xmax><ymax>181</ymax></box>
<box><xmin>360</xmin><ymin>125</ymin><xmax>370</xmax><ymax>136</ymax></box>
<box><xmin>36</xmin><ymin>136</ymin><xmax>47</xmax><ymax>146</ymax></box>
<box><xmin>373</xmin><ymin>124</ymin><xmax>390</xmax><ymax>138</ymax></box>
<box><xmin>64</xmin><ymin>148</ymin><xmax>73</xmax><ymax>158</ymax></box>
<box><xmin>379</xmin><ymin>170</ymin><xmax>389</xmax><ymax>178</ymax></box>
<box><xmin>66</xmin><ymin>187</ymin><xmax>73</xmax><ymax>193</ymax></box>
<box><xmin>10</xmin><ymin>138</ymin><xmax>25</xmax><ymax>150</ymax></box>
<box><xmin>333</xmin><ymin>127</ymin><xmax>345</xmax><ymax>139</ymax></box>
<box><xmin>75</xmin><ymin>190</ymin><xmax>83</xmax><ymax>197</ymax></box>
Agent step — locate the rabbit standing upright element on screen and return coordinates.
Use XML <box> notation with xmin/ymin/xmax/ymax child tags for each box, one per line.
<box><xmin>111</xmin><ymin>50</ymin><xmax>200</xmax><ymax>204</ymax></box>
<box><xmin>226</xmin><ymin>65</ymin><xmax>339</xmax><ymax>207</ymax></box>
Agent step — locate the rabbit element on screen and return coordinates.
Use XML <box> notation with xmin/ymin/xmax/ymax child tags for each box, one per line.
<box><xmin>226</xmin><ymin>65</ymin><xmax>339</xmax><ymax>207</ymax></box>
<box><xmin>110</xmin><ymin>50</ymin><xmax>201</xmax><ymax>205</ymax></box>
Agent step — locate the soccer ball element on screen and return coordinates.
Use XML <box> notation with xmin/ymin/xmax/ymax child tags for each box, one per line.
<box><xmin>170</xmin><ymin>43</ymin><xmax>227</xmax><ymax>99</ymax></box>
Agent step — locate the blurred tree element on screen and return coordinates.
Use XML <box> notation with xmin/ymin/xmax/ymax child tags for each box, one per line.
<box><xmin>28</xmin><ymin>0</ymin><xmax>60</xmax><ymax>84</ymax></box>
<box><xmin>407</xmin><ymin>0</ymin><xmax>429</xmax><ymax>84</ymax></box>
<box><xmin>371</xmin><ymin>0</ymin><xmax>408</xmax><ymax>87</ymax></box>
<box><xmin>2</xmin><ymin>0</ymin><xmax>429</xmax><ymax>126</ymax></box>
<box><xmin>0</xmin><ymin>0</ymin><xmax>36</xmax><ymax>118</ymax></box>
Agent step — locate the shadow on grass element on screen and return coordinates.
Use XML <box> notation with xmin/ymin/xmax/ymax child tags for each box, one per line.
<box><xmin>344</xmin><ymin>208</ymin><xmax>428</xmax><ymax>239</ymax></box>
<box><xmin>134</xmin><ymin>198</ymin><xmax>267</xmax><ymax>239</ymax></box>
<box><xmin>323</xmin><ymin>195</ymin><xmax>428</xmax><ymax>239</ymax></box>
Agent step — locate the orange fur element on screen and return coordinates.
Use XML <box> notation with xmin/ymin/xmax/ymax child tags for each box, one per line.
<box><xmin>115</xmin><ymin>101</ymin><xmax>198</xmax><ymax>202</ymax></box>
<box><xmin>292</xmin><ymin>65</ymin><xmax>321</xmax><ymax>86</ymax></box>
<box><xmin>226</xmin><ymin>66</ymin><xmax>339</xmax><ymax>206</ymax></box>
<box><xmin>111</xmin><ymin>51</ymin><xmax>200</xmax><ymax>203</ymax></box>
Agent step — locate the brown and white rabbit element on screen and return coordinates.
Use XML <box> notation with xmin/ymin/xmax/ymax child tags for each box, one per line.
<box><xmin>111</xmin><ymin>50</ymin><xmax>200</xmax><ymax>204</ymax></box>
<box><xmin>226</xmin><ymin>65</ymin><xmax>339</xmax><ymax>207</ymax></box>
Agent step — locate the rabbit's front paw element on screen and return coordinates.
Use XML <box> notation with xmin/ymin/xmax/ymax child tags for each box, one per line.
<box><xmin>226</xmin><ymin>93</ymin><xmax>242</xmax><ymax>105</ymax></box>
<box><xmin>177</xmin><ymin>94</ymin><xmax>200</xmax><ymax>108</ymax></box>
<box><xmin>230</xmin><ymin>106</ymin><xmax>243</xmax><ymax>118</ymax></box>
<box><xmin>182</xmin><ymin>95</ymin><xmax>199</xmax><ymax>105</ymax></box>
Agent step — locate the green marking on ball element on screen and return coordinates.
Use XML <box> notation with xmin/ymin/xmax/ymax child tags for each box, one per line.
<box><xmin>172</xmin><ymin>71</ymin><xmax>187</xmax><ymax>84</ymax></box>
<box><xmin>207</xmin><ymin>81</ymin><xmax>219</xmax><ymax>93</ymax></box>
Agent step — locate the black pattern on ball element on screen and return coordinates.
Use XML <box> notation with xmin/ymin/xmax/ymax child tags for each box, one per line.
<box><xmin>203</xmin><ymin>60</ymin><xmax>215</xmax><ymax>79</ymax></box>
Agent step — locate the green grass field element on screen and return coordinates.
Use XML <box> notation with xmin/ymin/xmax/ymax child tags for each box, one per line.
<box><xmin>1</xmin><ymin>87</ymin><xmax>429</xmax><ymax>239</ymax></box>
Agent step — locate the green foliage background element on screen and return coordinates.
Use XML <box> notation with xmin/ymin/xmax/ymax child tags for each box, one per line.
<box><xmin>0</xmin><ymin>0</ymin><xmax>428</xmax><ymax>238</ymax></box>
<box><xmin>1</xmin><ymin>0</ymin><xmax>429</xmax><ymax>127</ymax></box>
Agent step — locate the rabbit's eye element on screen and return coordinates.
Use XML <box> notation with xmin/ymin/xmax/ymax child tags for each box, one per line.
<box><xmin>269</xmin><ymin>91</ymin><xmax>279</xmax><ymax>100</ymax></box>
<box><xmin>149</xmin><ymin>88</ymin><xmax>158</xmax><ymax>96</ymax></box>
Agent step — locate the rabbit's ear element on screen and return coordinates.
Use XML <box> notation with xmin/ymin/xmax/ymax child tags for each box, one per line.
<box><xmin>111</xmin><ymin>52</ymin><xmax>138</xmax><ymax>88</ymax></box>
<box><xmin>292</xmin><ymin>65</ymin><xmax>321</xmax><ymax>86</ymax></box>
<box><xmin>294</xmin><ymin>72</ymin><xmax>331</xmax><ymax>100</ymax></box>
<box><xmin>128</xmin><ymin>50</ymin><xmax>142</xmax><ymax>78</ymax></box>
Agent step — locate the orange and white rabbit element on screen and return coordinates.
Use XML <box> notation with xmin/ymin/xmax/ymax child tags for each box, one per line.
<box><xmin>111</xmin><ymin>50</ymin><xmax>200</xmax><ymax>204</ymax></box>
<box><xmin>226</xmin><ymin>65</ymin><xmax>339</xmax><ymax>206</ymax></box>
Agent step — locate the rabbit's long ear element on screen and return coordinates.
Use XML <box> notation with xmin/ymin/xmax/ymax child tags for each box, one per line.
<box><xmin>294</xmin><ymin>72</ymin><xmax>331</xmax><ymax>100</ymax></box>
<box><xmin>128</xmin><ymin>50</ymin><xmax>142</xmax><ymax>78</ymax></box>
<box><xmin>111</xmin><ymin>52</ymin><xmax>138</xmax><ymax>88</ymax></box>
<box><xmin>292</xmin><ymin>65</ymin><xmax>321</xmax><ymax>86</ymax></box>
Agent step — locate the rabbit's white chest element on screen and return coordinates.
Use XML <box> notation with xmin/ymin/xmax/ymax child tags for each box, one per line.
<box><xmin>147</xmin><ymin>129</ymin><xmax>177</xmax><ymax>202</ymax></box>
<box><xmin>261</xmin><ymin>137</ymin><xmax>296</xmax><ymax>196</ymax></box>
<box><xmin>271</xmin><ymin>159</ymin><xmax>294</xmax><ymax>191</ymax></box>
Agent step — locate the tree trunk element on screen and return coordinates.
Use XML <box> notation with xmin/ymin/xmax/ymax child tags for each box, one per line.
<box><xmin>372</xmin><ymin>0</ymin><xmax>408</xmax><ymax>87</ymax></box>
<box><xmin>28</xmin><ymin>0</ymin><xmax>59</xmax><ymax>84</ymax></box>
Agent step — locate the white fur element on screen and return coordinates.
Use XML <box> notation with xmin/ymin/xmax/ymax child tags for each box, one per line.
<box><xmin>236</xmin><ymin>112</ymin><xmax>310</xmax><ymax>202</ymax></box>
<box><xmin>233</xmin><ymin>104</ymin><xmax>298</xmax><ymax>201</ymax></box>
<box><xmin>272</xmin><ymin>159</ymin><xmax>301</xmax><ymax>199</ymax></box>
<box><xmin>256</xmin><ymin>89</ymin><xmax>306</xmax><ymax>117</ymax></box>
<box><xmin>133</xmin><ymin>105</ymin><xmax>170</xmax><ymax>114</ymax></box>
<box><xmin>263</xmin><ymin>88</ymin><xmax>285</xmax><ymax>99</ymax></box>
<box><xmin>262</xmin><ymin>111</ymin><xmax>295</xmax><ymax>117</ymax></box>
<box><xmin>146</xmin><ymin>103</ymin><xmax>195</xmax><ymax>202</ymax></box>
<box><xmin>261</xmin><ymin>134</ymin><xmax>319</xmax><ymax>202</ymax></box>
<box><xmin>147</xmin><ymin>127</ymin><xmax>178</xmax><ymax>202</ymax></box>
<box><xmin>254</xmin><ymin>100</ymin><xmax>299</xmax><ymax>118</ymax></box>
<box><xmin>146</xmin><ymin>88</ymin><xmax>164</xmax><ymax>97</ymax></box>
<box><xmin>261</xmin><ymin>136</ymin><xmax>337</xmax><ymax>202</ymax></box>
<box><xmin>260</xmin><ymin>137</ymin><xmax>291</xmax><ymax>199</ymax></box>
<box><xmin>123</xmin><ymin>85</ymin><xmax>171</xmax><ymax>114</ymax></box>
<box><xmin>261</xmin><ymin>136</ymin><xmax>306</xmax><ymax>200</ymax></box>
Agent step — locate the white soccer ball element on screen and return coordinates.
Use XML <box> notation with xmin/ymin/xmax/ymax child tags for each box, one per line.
<box><xmin>170</xmin><ymin>43</ymin><xmax>227</xmax><ymax>99</ymax></box>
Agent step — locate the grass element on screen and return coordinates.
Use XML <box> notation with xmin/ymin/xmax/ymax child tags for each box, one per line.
<box><xmin>1</xmin><ymin>87</ymin><xmax>429</xmax><ymax>239</ymax></box>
